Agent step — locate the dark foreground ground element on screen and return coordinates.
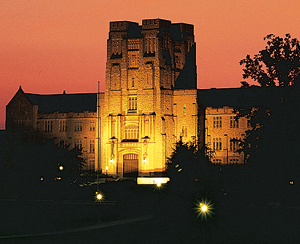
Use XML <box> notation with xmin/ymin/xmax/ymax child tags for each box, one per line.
<box><xmin>1</xmin><ymin>184</ymin><xmax>299</xmax><ymax>244</ymax></box>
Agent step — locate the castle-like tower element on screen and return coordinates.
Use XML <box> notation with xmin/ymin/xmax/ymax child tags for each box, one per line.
<box><xmin>6</xmin><ymin>19</ymin><xmax>248</xmax><ymax>179</ymax></box>
<box><xmin>96</xmin><ymin>19</ymin><xmax>198</xmax><ymax>177</ymax></box>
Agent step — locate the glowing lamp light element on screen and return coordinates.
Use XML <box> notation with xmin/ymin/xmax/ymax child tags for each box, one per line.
<box><xmin>195</xmin><ymin>198</ymin><xmax>214</xmax><ymax>221</ymax></box>
<box><xmin>143</xmin><ymin>158</ymin><xmax>146</xmax><ymax>163</ymax></box>
<box><xmin>201</xmin><ymin>203</ymin><xmax>208</xmax><ymax>212</ymax></box>
<box><xmin>156</xmin><ymin>182</ymin><xmax>161</xmax><ymax>187</ymax></box>
<box><xmin>95</xmin><ymin>190</ymin><xmax>104</xmax><ymax>202</ymax></box>
<box><xmin>110</xmin><ymin>158</ymin><xmax>113</xmax><ymax>163</ymax></box>
<box><xmin>105</xmin><ymin>166</ymin><xmax>108</xmax><ymax>170</ymax></box>
<box><xmin>59</xmin><ymin>165</ymin><xmax>63</xmax><ymax>171</ymax></box>
<box><xmin>290</xmin><ymin>180</ymin><xmax>294</xmax><ymax>185</ymax></box>
<box><xmin>40</xmin><ymin>176</ymin><xmax>44</xmax><ymax>181</ymax></box>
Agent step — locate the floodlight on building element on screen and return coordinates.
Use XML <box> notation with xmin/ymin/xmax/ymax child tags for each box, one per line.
<box><xmin>156</xmin><ymin>182</ymin><xmax>161</xmax><ymax>187</ymax></box>
<box><xmin>105</xmin><ymin>166</ymin><xmax>108</xmax><ymax>170</ymax></box>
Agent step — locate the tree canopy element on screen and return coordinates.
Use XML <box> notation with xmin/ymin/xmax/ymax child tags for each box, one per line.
<box><xmin>240</xmin><ymin>34</ymin><xmax>300</xmax><ymax>87</ymax></box>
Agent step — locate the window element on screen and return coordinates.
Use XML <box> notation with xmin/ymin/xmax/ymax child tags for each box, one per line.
<box><xmin>181</xmin><ymin>126</ymin><xmax>187</xmax><ymax>137</ymax></box>
<box><xmin>247</xmin><ymin>119</ymin><xmax>251</xmax><ymax>128</ymax></box>
<box><xmin>132</xmin><ymin>78</ymin><xmax>135</xmax><ymax>88</ymax></box>
<box><xmin>230</xmin><ymin>116</ymin><xmax>239</xmax><ymax>128</ymax></box>
<box><xmin>74</xmin><ymin>140</ymin><xmax>82</xmax><ymax>150</ymax></box>
<box><xmin>90</xmin><ymin>121</ymin><xmax>95</xmax><ymax>131</ymax></box>
<box><xmin>88</xmin><ymin>160</ymin><xmax>95</xmax><ymax>171</ymax></box>
<box><xmin>75</xmin><ymin>121</ymin><xmax>82</xmax><ymax>131</ymax></box>
<box><xmin>229</xmin><ymin>158</ymin><xmax>239</xmax><ymax>164</ymax></box>
<box><xmin>213</xmin><ymin>117</ymin><xmax>222</xmax><ymax>128</ymax></box>
<box><xmin>125</xmin><ymin>124</ymin><xmax>139</xmax><ymax>140</ymax></box>
<box><xmin>183</xmin><ymin>105</ymin><xmax>186</xmax><ymax>116</ymax></box>
<box><xmin>90</xmin><ymin>140</ymin><xmax>95</xmax><ymax>153</ymax></box>
<box><xmin>59</xmin><ymin>120</ymin><xmax>67</xmax><ymax>132</ymax></box>
<box><xmin>111</xmin><ymin>119</ymin><xmax>116</xmax><ymax>138</ymax></box>
<box><xmin>230</xmin><ymin>138</ymin><xmax>239</xmax><ymax>152</ymax></box>
<box><xmin>44</xmin><ymin>120</ymin><xmax>52</xmax><ymax>132</ymax></box>
<box><xmin>129</xmin><ymin>96</ymin><xmax>137</xmax><ymax>112</ymax></box>
<box><xmin>213</xmin><ymin>138</ymin><xmax>222</xmax><ymax>151</ymax></box>
<box><xmin>212</xmin><ymin>158</ymin><xmax>222</xmax><ymax>163</ymax></box>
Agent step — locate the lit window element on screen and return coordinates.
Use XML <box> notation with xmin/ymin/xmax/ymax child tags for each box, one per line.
<box><xmin>125</xmin><ymin>124</ymin><xmax>139</xmax><ymax>140</ymax></box>
<box><xmin>90</xmin><ymin>140</ymin><xmax>95</xmax><ymax>153</ymax></box>
<box><xmin>90</xmin><ymin>121</ymin><xmax>95</xmax><ymax>131</ymax></box>
<box><xmin>183</xmin><ymin>105</ymin><xmax>186</xmax><ymax>116</ymax></box>
<box><xmin>74</xmin><ymin>140</ymin><xmax>82</xmax><ymax>150</ymax></box>
<box><xmin>129</xmin><ymin>96</ymin><xmax>137</xmax><ymax>112</ymax></box>
<box><xmin>44</xmin><ymin>120</ymin><xmax>52</xmax><ymax>132</ymax></box>
<box><xmin>59</xmin><ymin>120</ymin><xmax>67</xmax><ymax>132</ymax></box>
<box><xmin>75</xmin><ymin>121</ymin><xmax>83</xmax><ymax>131</ymax></box>
<box><xmin>230</xmin><ymin>138</ymin><xmax>239</xmax><ymax>152</ymax></box>
<box><xmin>213</xmin><ymin>117</ymin><xmax>222</xmax><ymax>128</ymax></box>
<box><xmin>181</xmin><ymin>126</ymin><xmax>187</xmax><ymax>137</ymax></box>
<box><xmin>230</xmin><ymin>116</ymin><xmax>239</xmax><ymax>128</ymax></box>
<box><xmin>213</xmin><ymin>138</ymin><xmax>222</xmax><ymax>151</ymax></box>
<box><xmin>229</xmin><ymin>158</ymin><xmax>239</xmax><ymax>164</ymax></box>
<box><xmin>212</xmin><ymin>158</ymin><xmax>222</xmax><ymax>163</ymax></box>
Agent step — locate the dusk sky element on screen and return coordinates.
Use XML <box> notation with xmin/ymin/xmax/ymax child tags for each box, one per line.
<box><xmin>1</xmin><ymin>0</ymin><xmax>300</xmax><ymax>129</ymax></box>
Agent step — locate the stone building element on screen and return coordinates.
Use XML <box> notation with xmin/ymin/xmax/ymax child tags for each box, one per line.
<box><xmin>6</xmin><ymin>18</ymin><xmax>255</xmax><ymax>177</ymax></box>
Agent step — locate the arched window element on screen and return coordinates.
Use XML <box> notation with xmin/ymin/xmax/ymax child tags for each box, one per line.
<box><xmin>124</xmin><ymin>124</ymin><xmax>139</xmax><ymax>141</ymax></box>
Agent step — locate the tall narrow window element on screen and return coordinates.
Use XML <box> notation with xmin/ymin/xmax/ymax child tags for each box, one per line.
<box><xmin>59</xmin><ymin>120</ymin><xmax>66</xmax><ymax>132</ymax></box>
<box><xmin>213</xmin><ymin>138</ymin><xmax>222</xmax><ymax>151</ymax></box>
<box><xmin>124</xmin><ymin>124</ymin><xmax>139</xmax><ymax>140</ymax></box>
<box><xmin>213</xmin><ymin>117</ymin><xmax>222</xmax><ymax>128</ymax></box>
<box><xmin>74</xmin><ymin>140</ymin><xmax>82</xmax><ymax>150</ymax></box>
<box><xmin>132</xmin><ymin>78</ymin><xmax>135</xmax><ymax>87</ymax></box>
<box><xmin>128</xmin><ymin>96</ymin><xmax>137</xmax><ymax>112</ymax></box>
<box><xmin>230</xmin><ymin>116</ymin><xmax>239</xmax><ymax>128</ymax></box>
<box><xmin>44</xmin><ymin>120</ymin><xmax>52</xmax><ymax>132</ymax></box>
<box><xmin>75</xmin><ymin>121</ymin><xmax>83</xmax><ymax>131</ymax></box>
<box><xmin>181</xmin><ymin>126</ymin><xmax>187</xmax><ymax>137</ymax></box>
<box><xmin>90</xmin><ymin>121</ymin><xmax>95</xmax><ymax>131</ymax></box>
<box><xmin>230</xmin><ymin>138</ymin><xmax>239</xmax><ymax>152</ymax></box>
<box><xmin>111</xmin><ymin>119</ymin><xmax>116</xmax><ymax>138</ymax></box>
<box><xmin>183</xmin><ymin>105</ymin><xmax>186</xmax><ymax>116</ymax></box>
<box><xmin>90</xmin><ymin>140</ymin><xmax>95</xmax><ymax>153</ymax></box>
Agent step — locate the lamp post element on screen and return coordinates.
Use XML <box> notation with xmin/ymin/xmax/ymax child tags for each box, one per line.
<box><xmin>105</xmin><ymin>166</ymin><xmax>108</xmax><ymax>182</ymax></box>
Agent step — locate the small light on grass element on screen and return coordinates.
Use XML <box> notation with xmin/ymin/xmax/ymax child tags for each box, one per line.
<box><xmin>290</xmin><ymin>180</ymin><xmax>294</xmax><ymax>185</ymax></box>
<box><xmin>95</xmin><ymin>190</ymin><xmax>105</xmax><ymax>203</ymax></box>
<box><xmin>195</xmin><ymin>198</ymin><xmax>214</xmax><ymax>221</ymax></box>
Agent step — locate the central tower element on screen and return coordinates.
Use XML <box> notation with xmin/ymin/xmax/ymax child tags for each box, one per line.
<box><xmin>97</xmin><ymin>18</ymin><xmax>197</xmax><ymax>177</ymax></box>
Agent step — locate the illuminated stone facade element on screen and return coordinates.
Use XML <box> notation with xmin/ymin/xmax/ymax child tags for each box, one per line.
<box><xmin>97</xmin><ymin>19</ymin><xmax>197</xmax><ymax>176</ymax></box>
<box><xmin>6</xmin><ymin>19</ymin><xmax>252</xmax><ymax>176</ymax></box>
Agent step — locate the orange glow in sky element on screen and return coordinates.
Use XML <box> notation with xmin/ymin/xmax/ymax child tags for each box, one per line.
<box><xmin>1</xmin><ymin>0</ymin><xmax>300</xmax><ymax>129</ymax></box>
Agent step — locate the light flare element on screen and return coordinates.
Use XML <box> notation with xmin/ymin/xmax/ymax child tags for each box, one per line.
<box><xmin>195</xmin><ymin>198</ymin><xmax>214</xmax><ymax>221</ymax></box>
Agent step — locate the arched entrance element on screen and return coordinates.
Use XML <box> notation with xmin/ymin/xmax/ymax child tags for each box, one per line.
<box><xmin>123</xmin><ymin>153</ymin><xmax>138</xmax><ymax>177</ymax></box>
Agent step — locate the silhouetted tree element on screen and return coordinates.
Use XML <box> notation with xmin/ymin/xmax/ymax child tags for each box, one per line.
<box><xmin>240</xmin><ymin>34</ymin><xmax>300</xmax><ymax>87</ymax></box>
<box><xmin>166</xmin><ymin>140</ymin><xmax>217</xmax><ymax>198</ymax></box>
<box><xmin>3</xmin><ymin>134</ymin><xmax>86</xmax><ymax>199</ymax></box>
<box><xmin>236</xmin><ymin>34</ymin><xmax>300</xmax><ymax>202</ymax></box>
